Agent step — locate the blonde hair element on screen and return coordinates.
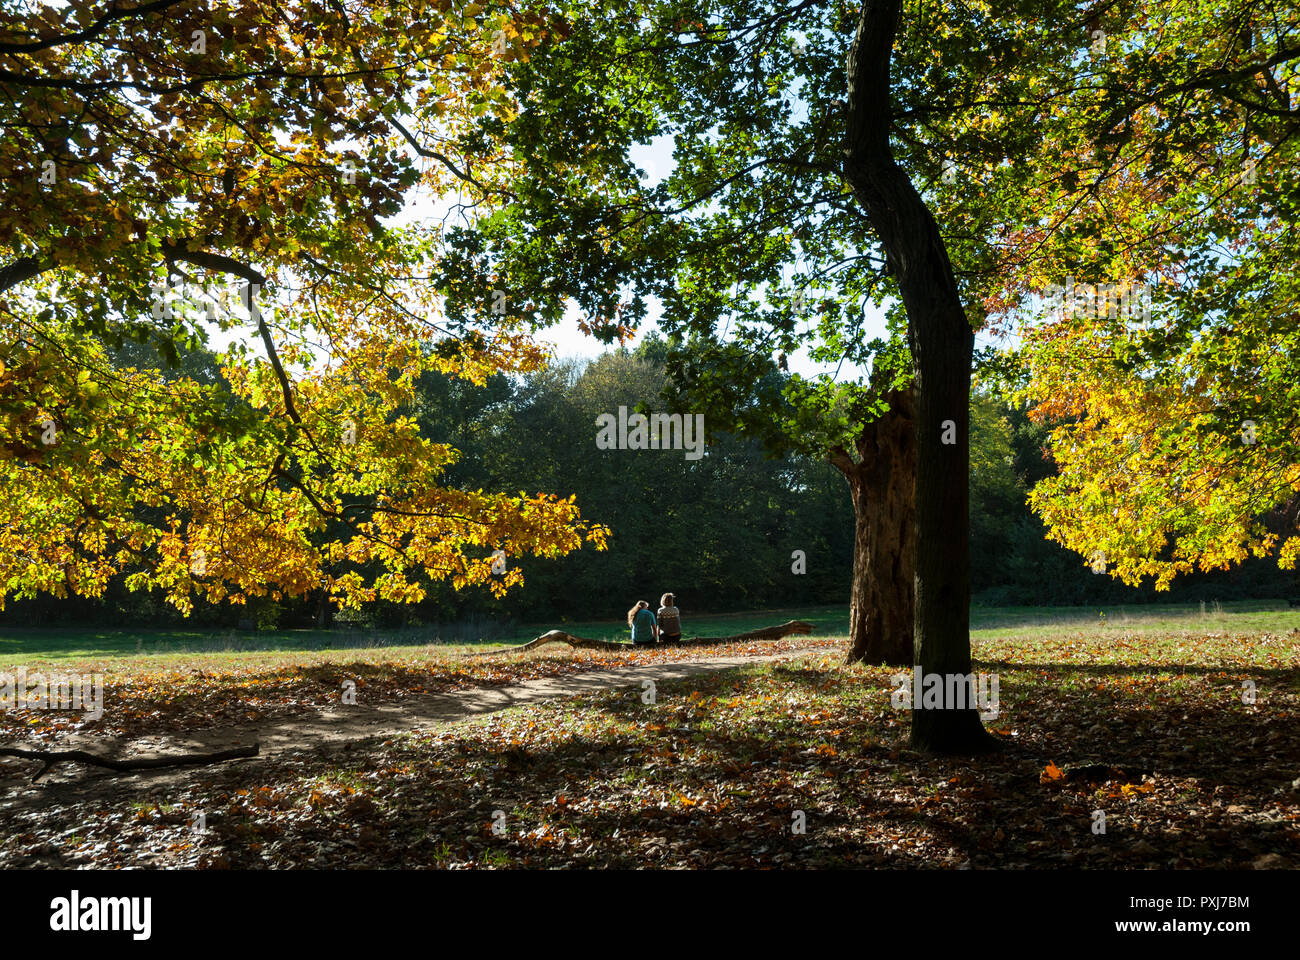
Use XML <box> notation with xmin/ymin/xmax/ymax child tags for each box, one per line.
<box><xmin>660</xmin><ymin>593</ymin><xmax>675</xmax><ymax>608</ymax></box>
<box><xmin>627</xmin><ymin>600</ymin><xmax>648</xmax><ymax>627</ymax></box>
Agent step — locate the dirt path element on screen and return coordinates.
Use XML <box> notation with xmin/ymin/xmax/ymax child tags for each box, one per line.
<box><xmin>0</xmin><ymin>646</ymin><xmax>827</xmax><ymax>810</ymax></box>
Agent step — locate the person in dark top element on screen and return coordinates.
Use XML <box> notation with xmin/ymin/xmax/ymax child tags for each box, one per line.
<box><xmin>627</xmin><ymin>600</ymin><xmax>658</xmax><ymax>646</ymax></box>
<box><xmin>657</xmin><ymin>593</ymin><xmax>682</xmax><ymax>645</ymax></box>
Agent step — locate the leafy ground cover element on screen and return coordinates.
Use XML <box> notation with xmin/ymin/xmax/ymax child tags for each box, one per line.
<box><xmin>0</xmin><ymin>607</ymin><xmax>842</xmax><ymax>741</ymax></box>
<box><xmin>2</xmin><ymin>604</ymin><xmax>1297</xmax><ymax>868</ymax></box>
<box><xmin>0</xmin><ymin>635</ymin><xmax>836</xmax><ymax>742</ymax></box>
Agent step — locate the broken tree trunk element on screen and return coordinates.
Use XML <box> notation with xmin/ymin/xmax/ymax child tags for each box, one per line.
<box><xmin>0</xmin><ymin>743</ymin><xmax>260</xmax><ymax>782</ymax></box>
<box><xmin>468</xmin><ymin>632</ymin><xmax>628</xmax><ymax>656</ymax></box>
<box><xmin>469</xmin><ymin>620</ymin><xmax>815</xmax><ymax>657</ymax></box>
<box><xmin>832</xmin><ymin>385</ymin><xmax>916</xmax><ymax>667</ymax></box>
<box><xmin>688</xmin><ymin>620</ymin><xmax>815</xmax><ymax>644</ymax></box>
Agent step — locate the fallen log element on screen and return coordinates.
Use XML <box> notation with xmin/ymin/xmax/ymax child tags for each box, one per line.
<box><xmin>469</xmin><ymin>620</ymin><xmax>816</xmax><ymax>658</ymax></box>
<box><xmin>688</xmin><ymin>620</ymin><xmax>815</xmax><ymax>644</ymax></box>
<box><xmin>0</xmin><ymin>743</ymin><xmax>260</xmax><ymax>782</ymax></box>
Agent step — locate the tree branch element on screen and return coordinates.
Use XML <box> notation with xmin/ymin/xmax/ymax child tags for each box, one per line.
<box><xmin>156</xmin><ymin>241</ymin><xmax>303</xmax><ymax>426</ymax></box>
<box><xmin>0</xmin><ymin>0</ymin><xmax>190</xmax><ymax>54</ymax></box>
<box><xmin>0</xmin><ymin>255</ymin><xmax>50</xmax><ymax>295</ymax></box>
<box><xmin>0</xmin><ymin>743</ymin><xmax>259</xmax><ymax>782</ymax></box>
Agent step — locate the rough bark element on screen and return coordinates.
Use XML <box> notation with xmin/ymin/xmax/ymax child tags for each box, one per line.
<box><xmin>843</xmin><ymin>0</ymin><xmax>995</xmax><ymax>753</ymax></box>
<box><xmin>833</xmin><ymin>388</ymin><xmax>915</xmax><ymax>666</ymax></box>
<box><xmin>316</xmin><ymin>588</ymin><xmax>332</xmax><ymax>629</ymax></box>
<box><xmin>470</xmin><ymin>620</ymin><xmax>815</xmax><ymax>658</ymax></box>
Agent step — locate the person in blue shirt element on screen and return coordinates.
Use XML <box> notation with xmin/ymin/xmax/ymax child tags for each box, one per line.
<box><xmin>627</xmin><ymin>600</ymin><xmax>658</xmax><ymax>646</ymax></box>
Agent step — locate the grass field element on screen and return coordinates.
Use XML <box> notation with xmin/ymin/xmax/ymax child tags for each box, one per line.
<box><xmin>970</xmin><ymin>599</ymin><xmax>1300</xmax><ymax>638</ymax></box>
<box><xmin>0</xmin><ymin>605</ymin><xmax>851</xmax><ymax>668</ymax></box>
<box><xmin>3</xmin><ymin>600</ymin><xmax>1299</xmax><ymax>670</ymax></box>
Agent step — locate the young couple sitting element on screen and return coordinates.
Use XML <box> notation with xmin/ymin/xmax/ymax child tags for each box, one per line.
<box><xmin>627</xmin><ymin>593</ymin><xmax>682</xmax><ymax>647</ymax></box>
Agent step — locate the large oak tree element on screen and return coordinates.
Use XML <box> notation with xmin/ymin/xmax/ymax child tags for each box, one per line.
<box><xmin>445</xmin><ymin>0</ymin><xmax>1061</xmax><ymax>749</ymax></box>
<box><xmin>0</xmin><ymin>0</ymin><xmax>608</xmax><ymax>615</ymax></box>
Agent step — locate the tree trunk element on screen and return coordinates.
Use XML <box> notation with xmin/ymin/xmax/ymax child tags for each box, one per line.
<box><xmin>843</xmin><ymin>0</ymin><xmax>995</xmax><ymax>753</ymax></box>
<box><xmin>835</xmin><ymin>388</ymin><xmax>915</xmax><ymax>666</ymax></box>
<box><xmin>316</xmin><ymin>589</ymin><xmax>331</xmax><ymax>629</ymax></box>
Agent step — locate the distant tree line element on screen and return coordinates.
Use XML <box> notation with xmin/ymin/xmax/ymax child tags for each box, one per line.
<box><xmin>4</xmin><ymin>344</ymin><xmax>1294</xmax><ymax>630</ymax></box>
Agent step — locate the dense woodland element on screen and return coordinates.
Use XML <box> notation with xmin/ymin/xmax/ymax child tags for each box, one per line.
<box><xmin>5</xmin><ymin>337</ymin><xmax>1293</xmax><ymax>631</ymax></box>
